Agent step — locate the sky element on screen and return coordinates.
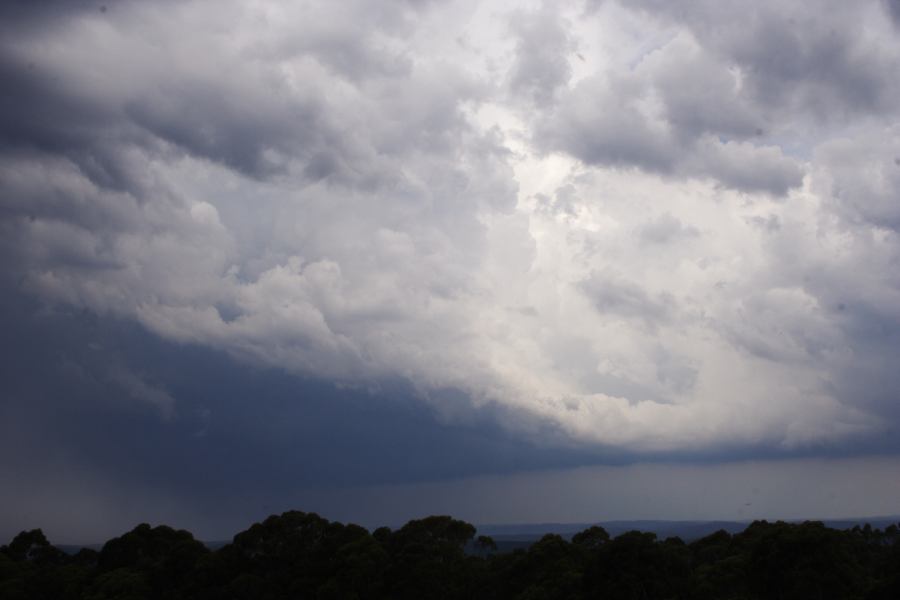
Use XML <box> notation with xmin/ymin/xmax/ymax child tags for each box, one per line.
<box><xmin>2</xmin><ymin>0</ymin><xmax>900</xmax><ymax>543</ymax></box>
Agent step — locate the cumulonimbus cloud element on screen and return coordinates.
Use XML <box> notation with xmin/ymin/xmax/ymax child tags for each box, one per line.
<box><xmin>2</xmin><ymin>0</ymin><xmax>900</xmax><ymax>455</ymax></box>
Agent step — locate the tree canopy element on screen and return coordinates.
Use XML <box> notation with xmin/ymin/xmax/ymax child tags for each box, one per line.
<box><xmin>3</xmin><ymin>513</ymin><xmax>900</xmax><ymax>599</ymax></box>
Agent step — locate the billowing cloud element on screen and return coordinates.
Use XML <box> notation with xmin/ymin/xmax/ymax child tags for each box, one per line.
<box><xmin>507</xmin><ymin>6</ymin><xmax>575</xmax><ymax>107</ymax></box>
<box><xmin>613</xmin><ymin>0</ymin><xmax>900</xmax><ymax>121</ymax></box>
<box><xmin>530</xmin><ymin>15</ymin><xmax>807</xmax><ymax>194</ymax></box>
<box><xmin>2</xmin><ymin>0</ymin><xmax>900</xmax><ymax>461</ymax></box>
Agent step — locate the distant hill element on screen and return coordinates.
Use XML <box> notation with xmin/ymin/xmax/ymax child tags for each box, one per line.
<box><xmin>53</xmin><ymin>515</ymin><xmax>900</xmax><ymax>554</ymax></box>
<box><xmin>476</xmin><ymin>516</ymin><xmax>900</xmax><ymax>544</ymax></box>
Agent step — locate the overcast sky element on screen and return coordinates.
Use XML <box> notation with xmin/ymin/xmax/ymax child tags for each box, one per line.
<box><xmin>3</xmin><ymin>0</ymin><xmax>900</xmax><ymax>543</ymax></box>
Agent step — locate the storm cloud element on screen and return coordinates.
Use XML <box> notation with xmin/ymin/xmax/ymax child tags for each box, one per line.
<box><xmin>3</xmin><ymin>0</ymin><xmax>900</xmax><ymax>523</ymax></box>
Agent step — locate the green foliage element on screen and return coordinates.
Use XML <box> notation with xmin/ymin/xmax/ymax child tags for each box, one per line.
<box><xmin>3</xmin><ymin>515</ymin><xmax>900</xmax><ymax>599</ymax></box>
<box><xmin>510</xmin><ymin>534</ymin><xmax>583</xmax><ymax>599</ymax></box>
<box><xmin>214</xmin><ymin>510</ymin><xmax>378</xmax><ymax>598</ymax></box>
<box><xmin>4</xmin><ymin>529</ymin><xmax>66</xmax><ymax>565</ymax></box>
<box><xmin>583</xmin><ymin>530</ymin><xmax>692</xmax><ymax>599</ymax></box>
<box><xmin>475</xmin><ymin>535</ymin><xmax>499</xmax><ymax>554</ymax></box>
<box><xmin>381</xmin><ymin>515</ymin><xmax>479</xmax><ymax>599</ymax></box>
<box><xmin>95</xmin><ymin>523</ymin><xmax>209</xmax><ymax>598</ymax></box>
<box><xmin>571</xmin><ymin>525</ymin><xmax>610</xmax><ymax>549</ymax></box>
<box><xmin>742</xmin><ymin>520</ymin><xmax>865</xmax><ymax>599</ymax></box>
<box><xmin>84</xmin><ymin>568</ymin><xmax>152</xmax><ymax>600</ymax></box>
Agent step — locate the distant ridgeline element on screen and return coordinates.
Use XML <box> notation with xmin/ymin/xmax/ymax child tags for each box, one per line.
<box><xmin>2</xmin><ymin>512</ymin><xmax>900</xmax><ymax>599</ymax></box>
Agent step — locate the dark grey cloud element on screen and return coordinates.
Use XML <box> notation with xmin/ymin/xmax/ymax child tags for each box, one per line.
<box><xmin>886</xmin><ymin>0</ymin><xmax>900</xmax><ymax>25</ymax></box>
<box><xmin>531</xmin><ymin>55</ymin><xmax>803</xmax><ymax>195</ymax></box>
<box><xmin>0</xmin><ymin>54</ymin><xmax>149</xmax><ymax>194</ymax></box>
<box><xmin>0</xmin><ymin>0</ymin><xmax>479</xmax><ymax>198</ymax></box>
<box><xmin>605</xmin><ymin>0</ymin><xmax>900</xmax><ymax>122</ymax></box>
<box><xmin>637</xmin><ymin>214</ymin><xmax>698</xmax><ymax>245</ymax></box>
<box><xmin>814</xmin><ymin>134</ymin><xmax>900</xmax><ymax>231</ymax></box>
<box><xmin>689</xmin><ymin>138</ymin><xmax>804</xmax><ymax>195</ymax></box>
<box><xmin>507</xmin><ymin>7</ymin><xmax>574</xmax><ymax>107</ymax></box>
<box><xmin>0</xmin><ymin>0</ymin><xmax>113</xmax><ymax>29</ymax></box>
<box><xmin>526</xmin><ymin>0</ymin><xmax>900</xmax><ymax>194</ymax></box>
<box><xmin>580</xmin><ymin>271</ymin><xmax>674</xmax><ymax>327</ymax></box>
<box><xmin>649</xmin><ymin>44</ymin><xmax>760</xmax><ymax>142</ymax></box>
<box><xmin>536</xmin><ymin>75</ymin><xmax>677</xmax><ymax>173</ymax></box>
<box><xmin>0</xmin><ymin>283</ymin><xmax>621</xmax><ymax>541</ymax></box>
<box><xmin>124</xmin><ymin>80</ymin><xmax>339</xmax><ymax>181</ymax></box>
<box><xmin>6</xmin><ymin>278</ymin><xmax>899</xmax><ymax>542</ymax></box>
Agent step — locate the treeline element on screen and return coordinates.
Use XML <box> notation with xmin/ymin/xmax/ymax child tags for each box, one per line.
<box><xmin>2</xmin><ymin>512</ymin><xmax>900</xmax><ymax>599</ymax></box>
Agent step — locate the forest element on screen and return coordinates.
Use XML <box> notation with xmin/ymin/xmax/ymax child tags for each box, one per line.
<box><xmin>2</xmin><ymin>511</ymin><xmax>900</xmax><ymax>599</ymax></box>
